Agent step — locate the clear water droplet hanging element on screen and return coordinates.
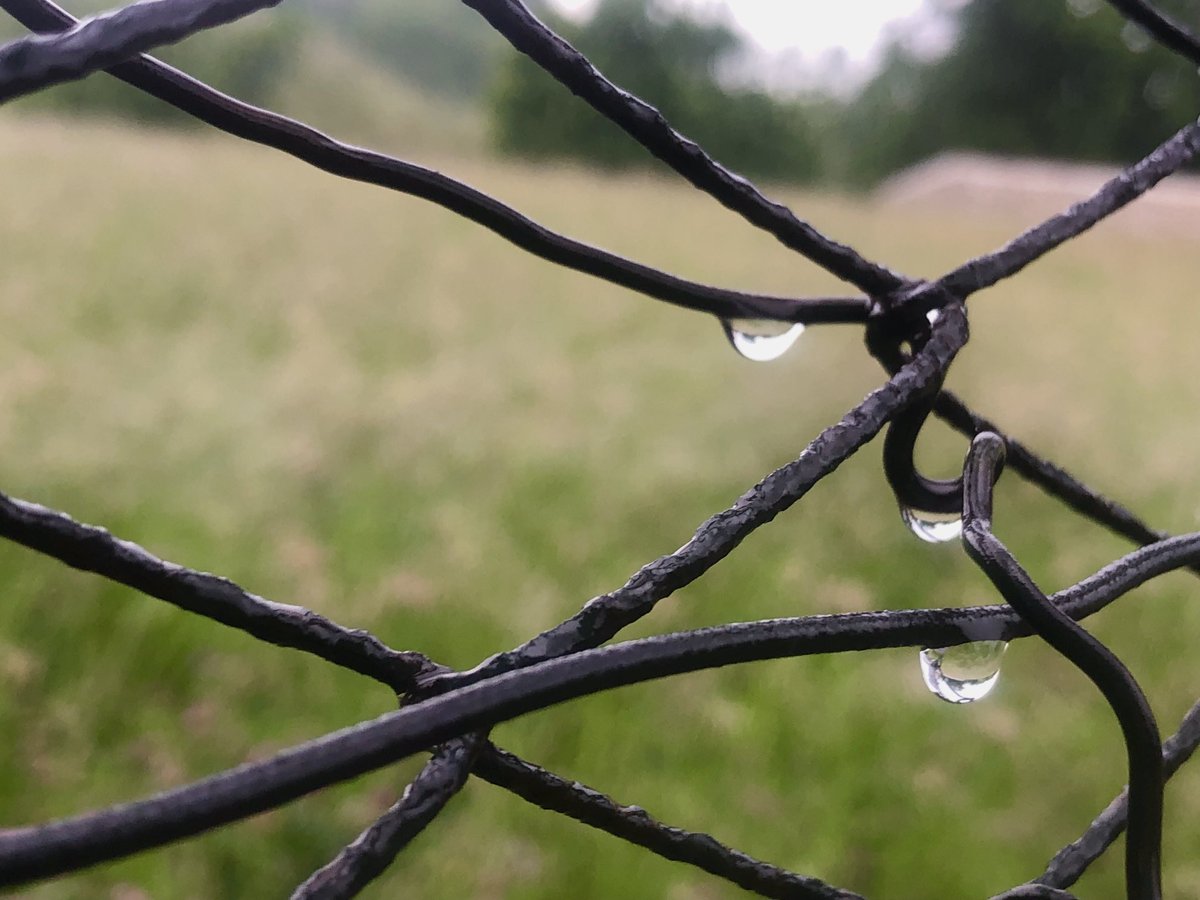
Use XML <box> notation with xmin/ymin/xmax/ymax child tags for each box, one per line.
<box><xmin>721</xmin><ymin>318</ymin><xmax>803</xmax><ymax>362</ymax></box>
<box><xmin>919</xmin><ymin>641</ymin><xmax>1007</xmax><ymax>704</ymax></box>
<box><xmin>900</xmin><ymin>506</ymin><xmax>963</xmax><ymax>543</ymax></box>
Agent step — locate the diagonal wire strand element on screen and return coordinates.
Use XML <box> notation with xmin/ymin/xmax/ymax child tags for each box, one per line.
<box><xmin>0</xmin><ymin>488</ymin><xmax>828</xmax><ymax>900</ymax></box>
<box><xmin>301</xmin><ymin>305</ymin><xmax>965</xmax><ymax>893</ymax></box>
<box><xmin>0</xmin><ymin>492</ymin><xmax>438</xmax><ymax>691</ymax></box>
<box><xmin>289</xmin><ymin>736</ymin><xmax>486</xmax><ymax>900</ymax></box>
<box><xmin>932</xmin><ymin>391</ymin><xmax>1199</xmax><ymax>575</ymax></box>
<box><xmin>934</xmin><ymin>117</ymin><xmax>1200</xmax><ymax>299</ymax></box>
<box><xmin>4</xmin><ymin>0</ymin><xmax>1200</xmax><ymax>892</ymax></box>
<box><xmin>420</xmin><ymin>304</ymin><xmax>969</xmax><ymax>697</ymax></box>
<box><xmin>457</xmin><ymin>0</ymin><xmax>906</xmax><ymax>295</ymax></box>
<box><xmin>293</xmin><ymin>735</ymin><xmax>862</xmax><ymax>900</ymax></box>
<box><xmin>6</xmin><ymin>510</ymin><xmax>1200</xmax><ymax>885</ymax></box>
<box><xmin>1037</xmin><ymin>698</ymin><xmax>1200</xmax><ymax>890</ymax></box>
<box><xmin>472</xmin><ymin>744</ymin><xmax>865</xmax><ymax>900</ymax></box>
<box><xmin>1104</xmin><ymin>0</ymin><xmax>1200</xmax><ymax>65</ymax></box>
<box><xmin>0</xmin><ymin>0</ymin><xmax>866</xmax><ymax>326</ymax></box>
<box><xmin>961</xmin><ymin>433</ymin><xmax>1163</xmax><ymax>900</ymax></box>
<box><xmin>0</xmin><ymin>0</ymin><xmax>279</xmax><ymax>101</ymax></box>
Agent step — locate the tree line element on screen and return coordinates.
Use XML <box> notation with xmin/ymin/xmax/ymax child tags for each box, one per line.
<box><xmin>492</xmin><ymin>0</ymin><xmax>1200</xmax><ymax>185</ymax></box>
<box><xmin>6</xmin><ymin>0</ymin><xmax>1199</xmax><ymax>186</ymax></box>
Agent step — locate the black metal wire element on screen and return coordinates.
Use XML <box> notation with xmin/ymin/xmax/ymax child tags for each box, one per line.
<box><xmin>471</xmin><ymin>744</ymin><xmax>866</xmax><ymax>900</ymax></box>
<box><xmin>933</xmin><ymin>390</ymin><xmax>1200</xmax><ymax>579</ymax></box>
<box><xmin>0</xmin><ymin>492</ymin><xmax>439</xmax><ymax>691</ymax></box>
<box><xmin>864</xmin><ymin>296</ymin><xmax>969</xmax><ymax>515</ymax></box>
<box><xmin>5</xmin><ymin>498</ymin><xmax>1200</xmax><ymax>886</ymax></box>
<box><xmin>302</xmin><ymin>302</ymin><xmax>963</xmax><ymax>893</ymax></box>
<box><xmin>1</xmin><ymin>0</ymin><xmax>1198</xmax><ymax>895</ymax></box>
<box><xmin>289</xmin><ymin>736</ymin><xmax>485</xmax><ymax>900</ymax></box>
<box><xmin>268</xmin><ymin>301</ymin><xmax>967</xmax><ymax>897</ymax></box>
<box><xmin>990</xmin><ymin>886</ymin><xmax>1079</xmax><ymax>900</ymax></box>
<box><xmin>419</xmin><ymin>304</ymin><xmax>968</xmax><ymax>696</ymax></box>
<box><xmin>934</xmin><ymin>116</ymin><xmax>1200</xmax><ymax>299</ymax></box>
<box><xmin>1038</xmin><ymin>698</ymin><xmax>1200</xmax><ymax>890</ymax></box>
<box><xmin>1</xmin><ymin>616</ymin><xmax>980</xmax><ymax>885</ymax></box>
<box><xmin>961</xmin><ymin>433</ymin><xmax>1163</xmax><ymax>900</ymax></box>
<box><xmin>0</xmin><ymin>0</ymin><xmax>280</xmax><ymax>102</ymax></box>
<box><xmin>1104</xmin><ymin>0</ymin><xmax>1200</xmax><ymax>65</ymax></box>
<box><xmin>0</xmin><ymin>0</ymin><xmax>866</xmax><ymax>327</ymax></box>
<box><xmin>8</xmin><ymin>483</ymin><xmax>1200</xmax><ymax>892</ymax></box>
<box><xmin>457</xmin><ymin>0</ymin><xmax>907</xmax><ymax>296</ymax></box>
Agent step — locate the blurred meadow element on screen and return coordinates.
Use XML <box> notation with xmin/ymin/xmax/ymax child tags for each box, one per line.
<box><xmin>4</xmin><ymin>3</ymin><xmax>1200</xmax><ymax>897</ymax></box>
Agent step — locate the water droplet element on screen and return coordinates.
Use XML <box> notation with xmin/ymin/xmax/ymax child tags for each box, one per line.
<box><xmin>721</xmin><ymin>318</ymin><xmax>804</xmax><ymax>362</ymax></box>
<box><xmin>919</xmin><ymin>641</ymin><xmax>1008</xmax><ymax>704</ymax></box>
<box><xmin>900</xmin><ymin>506</ymin><xmax>963</xmax><ymax>543</ymax></box>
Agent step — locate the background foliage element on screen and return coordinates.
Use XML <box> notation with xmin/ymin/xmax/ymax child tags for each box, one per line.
<box><xmin>4</xmin><ymin>109</ymin><xmax>1200</xmax><ymax>899</ymax></box>
<box><xmin>5</xmin><ymin>1</ymin><xmax>1200</xmax><ymax>897</ymax></box>
<box><xmin>10</xmin><ymin>0</ymin><xmax>1200</xmax><ymax>183</ymax></box>
<box><xmin>488</xmin><ymin>0</ymin><xmax>824</xmax><ymax>182</ymax></box>
<box><xmin>836</xmin><ymin>0</ymin><xmax>1200</xmax><ymax>184</ymax></box>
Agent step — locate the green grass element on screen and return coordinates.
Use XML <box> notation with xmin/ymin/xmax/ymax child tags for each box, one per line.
<box><xmin>3</xmin><ymin>114</ymin><xmax>1200</xmax><ymax>898</ymax></box>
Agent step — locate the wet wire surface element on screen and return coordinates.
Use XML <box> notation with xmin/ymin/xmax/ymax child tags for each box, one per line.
<box><xmin>0</xmin><ymin>0</ymin><xmax>1198</xmax><ymax>897</ymax></box>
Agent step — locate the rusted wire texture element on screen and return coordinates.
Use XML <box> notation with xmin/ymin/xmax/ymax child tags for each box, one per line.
<box><xmin>1</xmin><ymin>0</ymin><xmax>1198</xmax><ymax>897</ymax></box>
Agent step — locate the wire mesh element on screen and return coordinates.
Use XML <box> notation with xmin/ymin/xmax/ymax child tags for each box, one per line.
<box><xmin>2</xmin><ymin>0</ymin><xmax>1200</xmax><ymax>897</ymax></box>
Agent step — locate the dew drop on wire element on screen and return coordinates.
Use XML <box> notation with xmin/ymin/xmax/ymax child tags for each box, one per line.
<box><xmin>900</xmin><ymin>506</ymin><xmax>963</xmax><ymax>543</ymax></box>
<box><xmin>721</xmin><ymin>318</ymin><xmax>804</xmax><ymax>362</ymax></box>
<box><xmin>919</xmin><ymin>641</ymin><xmax>1008</xmax><ymax>704</ymax></box>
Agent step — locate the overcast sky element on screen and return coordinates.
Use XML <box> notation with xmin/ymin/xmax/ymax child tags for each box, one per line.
<box><xmin>548</xmin><ymin>0</ymin><xmax>937</xmax><ymax>61</ymax></box>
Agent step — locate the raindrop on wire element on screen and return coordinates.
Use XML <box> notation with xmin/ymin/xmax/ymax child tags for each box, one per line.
<box><xmin>721</xmin><ymin>318</ymin><xmax>804</xmax><ymax>362</ymax></box>
<box><xmin>919</xmin><ymin>641</ymin><xmax>1008</xmax><ymax>704</ymax></box>
<box><xmin>900</xmin><ymin>506</ymin><xmax>963</xmax><ymax>543</ymax></box>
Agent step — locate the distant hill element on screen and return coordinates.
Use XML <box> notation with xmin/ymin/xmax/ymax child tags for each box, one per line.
<box><xmin>268</xmin><ymin>26</ymin><xmax>485</xmax><ymax>158</ymax></box>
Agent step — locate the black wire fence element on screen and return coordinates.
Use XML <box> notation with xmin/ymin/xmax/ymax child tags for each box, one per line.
<box><xmin>1</xmin><ymin>1</ymin><xmax>1199</xmax><ymax>897</ymax></box>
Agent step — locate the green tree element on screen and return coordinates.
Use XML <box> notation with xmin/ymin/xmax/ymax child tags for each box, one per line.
<box><xmin>489</xmin><ymin>0</ymin><xmax>823</xmax><ymax>183</ymax></box>
<box><xmin>838</xmin><ymin>0</ymin><xmax>1200</xmax><ymax>185</ymax></box>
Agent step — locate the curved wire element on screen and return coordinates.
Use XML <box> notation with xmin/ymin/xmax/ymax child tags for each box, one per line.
<box><xmin>419</xmin><ymin>305</ymin><xmax>969</xmax><ymax>695</ymax></box>
<box><xmin>1038</xmin><ymin>698</ymin><xmax>1200</xmax><ymax>890</ymax></box>
<box><xmin>934</xmin><ymin>117</ymin><xmax>1200</xmax><ymax>298</ymax></box>
<box><xmin>289</xmin><ymin>736</ymin><xmax>485</xmax><ymax>900</ymax></box>
<box><xmin>880</xmin><ymin>373</ymin><xmax>963</xmax><ymax>514</ymax></box>
<box><xmin>961</xmin><ymin>433</ymin><xmax>1163</xmax><ymax>900</ymax></box>
<box><xmin>343</xmin><ymin>303</ymin><xmax>966</xmax><ymax>884</ymax></box>
<box><xmin>0</xmin><ymin>0</ymin><xmax>867</xmax><ymax>326</ymax></box>
<box><xmin>0</xmin><ymin>492</ymin><xmax>439</xmax><ymax>690</ymax></box>
<box><xmin>472</xmin><ymin>745</ymin><xmax>866</xmax><ymax>900</ymax></box>
<box><xmin>865</xmin><ymin>291</ymin><xmax>967</xmax><ymax>515</ymax></box>
<box><xmin>6</xmin><ymin>519</ymin><xmax>1200</xmax><ymax>885</ymax></box>
<box><xmin>458</xmin><ymin>0</ymin><xmax>906</xmax><ymax>296</ymax></box>
<box><xmin>932</xmin><ymin>390</ymin><xmax>1200</xmax><ymax>577</ymax></box>
<box><xmin>0</xmin><ymin>0</ymin><xmax>279</xmax><ymax>101</ymax></box>
<box><xmin>3</xmin><ymin>0</ymin><xmax>1199</xmax><ymax>894</ymax></box>
<box><xmin>1104</xmin><ymin>0</ymin><xmax>1200</xmax><ymax>66</ymax></box>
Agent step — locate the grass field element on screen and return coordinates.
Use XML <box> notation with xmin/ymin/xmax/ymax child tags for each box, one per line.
<box><xmin>3</xmin><ymin>113</ymin><xmax>1200</xmax><ymax>899</ymax></box>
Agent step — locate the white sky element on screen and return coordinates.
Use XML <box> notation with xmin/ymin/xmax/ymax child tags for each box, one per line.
<box><xmin>549</xmin><ymin>0</ymin><xmax>936</xmax><ymax>61</ymax></box>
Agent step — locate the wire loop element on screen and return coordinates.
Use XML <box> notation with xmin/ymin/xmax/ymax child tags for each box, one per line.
<box><xmin>867</xmin><ymin>288</ymin><xmax>973</xmax><ymax>515</ymax></box>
